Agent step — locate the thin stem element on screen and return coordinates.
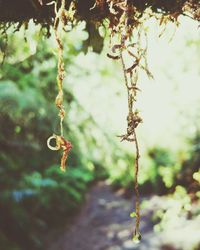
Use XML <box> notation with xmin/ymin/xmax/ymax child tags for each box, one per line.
<box><xmin>133</xmin><ymin>130</ymin><xmax>140</xmax><ymax>235</ymax></box>
<box><xmin>54</xmin><ymin>0</ymin><xmax>66</xmax><ymax>137</ymax></box>
<box><xmin>120</xmin><ymin>36</ymin><xmax>141</xmax><ymax>237</ymax></box>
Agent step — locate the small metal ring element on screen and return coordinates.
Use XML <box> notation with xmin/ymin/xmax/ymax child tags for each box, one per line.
<box><xmin>47</xmin><ymin>135</ymin><xmax>60</xmax><ymax>151</ymax></box>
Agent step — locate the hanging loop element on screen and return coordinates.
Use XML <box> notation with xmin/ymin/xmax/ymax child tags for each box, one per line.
<box><xmin>47</xmin><ymin>134</ymin><xmax>60</xmax><ymax>151</ymax></box>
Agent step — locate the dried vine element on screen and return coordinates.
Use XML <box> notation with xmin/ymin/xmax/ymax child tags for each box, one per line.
<box><xmin>102</xmin><ymin>0</ymin><xmax>153</xmax><ymax>242</ymax></box>
<box><xmin>119</xmin><ymin>44</ymin><xmax>142</xmax><ymax>241</ymax></box>
<box><xmin>47</xmin><ymin>0</ymin><xmax>72</xmax><ymax>172</ymax></box>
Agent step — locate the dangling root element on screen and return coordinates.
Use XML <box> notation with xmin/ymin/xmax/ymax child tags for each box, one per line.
<box><xmin>103</xmin><ymin>0</ymin><xmax>152</xmax><ymax>241</ymax></box>
<box><xmin>47</xmin><ymin>0</ymin><xmax>72</xmax><ymax>170</ymax></box>
<box><xmin>54</xmin><ymin>0</ymin><xmax>66</xmax><ymax>137</ymax></box>
<box><xmin>119</xmin><ymin>46</ymin><xmax>142</xmax><ymax>241</ymax></box>
<box><xmin>133</xmin><ymin>130</ymin><xmax>141</xmax><ymax>241</ymax></box>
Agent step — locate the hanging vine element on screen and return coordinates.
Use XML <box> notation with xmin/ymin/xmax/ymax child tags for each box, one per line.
<box><xmin>94</xmin><ymin>0</ymin><xmax>155</xmax><ymax>242</ymax></box>
<box><xmin>47</xmin><ymin>0</ymin><xmax>72</xmax><ymax>172</ymax></box>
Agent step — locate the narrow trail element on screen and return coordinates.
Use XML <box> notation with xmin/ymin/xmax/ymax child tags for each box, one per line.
<box><xmin>47</xmin><ymin>181</ymin><xmax>162</xmax><ymax>250</ymax></box>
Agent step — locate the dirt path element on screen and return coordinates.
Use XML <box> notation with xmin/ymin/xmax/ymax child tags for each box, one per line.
<box><xmin>47</xmin><ymin>181</ymin><xmax>161</xmax><ymax>250</ymax></box>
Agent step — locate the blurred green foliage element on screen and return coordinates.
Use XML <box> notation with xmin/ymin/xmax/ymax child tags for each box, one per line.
<box><xmin>0</xmin><ymin>25</ymin><xmax>108</xmax><ymax>250</ymax></box>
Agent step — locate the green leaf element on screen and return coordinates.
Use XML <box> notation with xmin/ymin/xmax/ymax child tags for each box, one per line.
<box><xmin>130</xmin><ymin>212</ymin><xmax>136</xmax><ymax>218</ymax></box>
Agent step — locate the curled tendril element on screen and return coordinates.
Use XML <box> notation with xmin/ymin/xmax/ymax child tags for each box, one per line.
<box><xmin>47</xmin><ymin>134</ymin><xmax>72</xmax><ymax>172</ymax></box>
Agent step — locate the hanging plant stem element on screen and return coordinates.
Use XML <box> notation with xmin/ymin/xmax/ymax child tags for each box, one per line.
<box><xmin>133</xmin><ymin>130</ymin><xmax>141</xmax><ymax>240</ymax></box>
<box><xmin>47</xmin><ymin>0</ymin><xmax>72</xmax><ymax>172</ymax></box>
<box><xmin>119</xmin><ymin>43</ymin><xmax>142</xmax><ymax>241</ymax></box>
